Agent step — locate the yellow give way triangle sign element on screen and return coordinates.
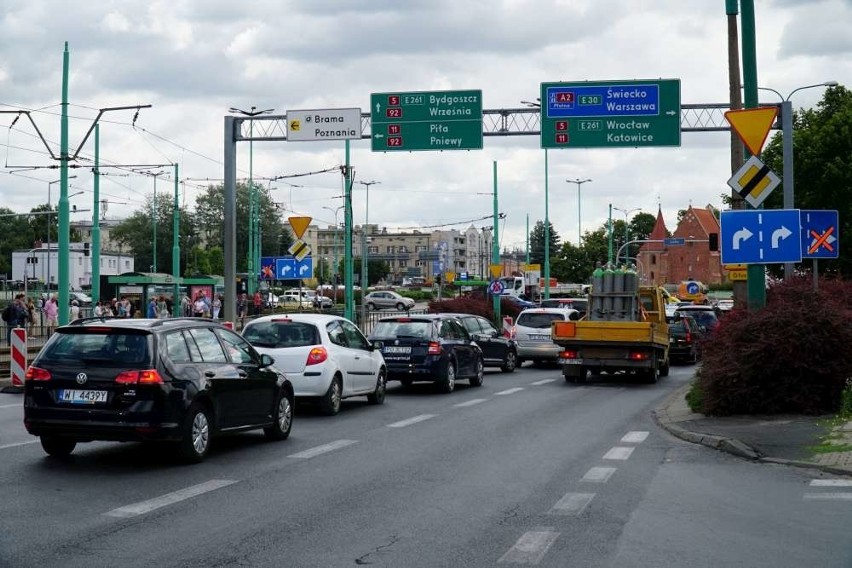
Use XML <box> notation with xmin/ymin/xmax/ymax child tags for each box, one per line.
<box><xmin>724</xmin><ymin>107</ymin><xmax>778</xmax><ymax>156</ymax></box>
<box><xmin>288</xmin><ymin>216</ymin><xmax>312</xmax><ymax>239</ymax></box>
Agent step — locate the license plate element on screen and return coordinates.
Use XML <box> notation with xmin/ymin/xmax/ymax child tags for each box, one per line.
<box><xmin>528</xmin><ymin>334</ymin><xmax>550</xmax><ymax>341</ymax></box>
<box><xmin>58</xmin><ymin>389</ymin><xmax>108</xmax><ymax>404</ymax></box>
<box><xmin>559</xmin><ymin>359</ymin><xmax>583</xmax><ymax>365</ymax></box>
<box><xmin>383</xmin><ymin>346</ymin><xmax>411</xmax><ymax>354</ymax></box>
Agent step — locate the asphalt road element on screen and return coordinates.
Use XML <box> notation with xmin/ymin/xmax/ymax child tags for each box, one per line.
<box><xmin>1</xmin><ymin>364</ymin><xmax>850</xmax><ymax>567</ymax></box>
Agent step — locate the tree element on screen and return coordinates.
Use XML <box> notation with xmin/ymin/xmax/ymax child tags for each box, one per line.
<box><xmin>194</xmin><ymin>182</ymin><xmax>293</xmax><ymax>271</ymax></box>
<box><xmin>527</xmin><ymin>220</ymin><xmax>561</xmax><ymax>266</ymax></box>
<box><xmin>761</xmin><ymin>85</ymin><xmax>852</xmax><ymax>276</ymax></box>
<box><xmin>551</xmin><ymin>242</ymin><xmax>594</xmax><ymax>283</ymax></box>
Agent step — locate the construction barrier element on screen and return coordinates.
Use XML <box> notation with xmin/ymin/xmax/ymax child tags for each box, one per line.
<box><xmin>502</xmin><ymin>316</ymin><xmax>514</xmax><ymax>338</ymax></box>
<box><xmin>222</xmin><ymin>321</ymin><xmax>234</xmax><ymax>330</ymax></box>
<box><xmin>10</xmin><ymin>328</ymin><xmax>27</xmax><ymax>390</ymax></box>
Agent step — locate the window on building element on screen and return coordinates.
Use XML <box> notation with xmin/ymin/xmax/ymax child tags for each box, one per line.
<box><xmin>650</xmin><ymin>271</ymin><xmax>655</xmax><ymax>281</ymax></box>
<box><xmin>651</xmin><ymin>254</ymin><xmax>656</xmax><ymax>265</ymax></box>
<box><xmin>369</xmin><ymin>246</ymin><xmax>378</xmax><ymax>254</ymax></box>
<box><xmin>386</xmin><ymin>246</ymin><xmax>394</xmax><ymax>254</ymax></box>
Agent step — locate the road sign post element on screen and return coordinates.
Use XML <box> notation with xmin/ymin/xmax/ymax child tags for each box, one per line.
<box><xmin>539</xmin><ymin>79</ymin><xmax>681</xmax><ymax>149</ymax></box>
<box><xmin>370</xmin><ymin>90</ymin><xmax>483</xmax><ymax>152</ymax></box>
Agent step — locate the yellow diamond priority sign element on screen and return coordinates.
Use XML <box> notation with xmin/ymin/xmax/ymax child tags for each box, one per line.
<box><xmin>288</xmin><ymin>238</ymin><xmax>311</xmax><ymax>262</ymax></box>
<box><xmin>727</xmin><ymin>155</ymin><xmax>781</xmax><ymax>208</ymax></box>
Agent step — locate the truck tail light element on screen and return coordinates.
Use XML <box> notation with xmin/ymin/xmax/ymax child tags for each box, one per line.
<box><xmin>629</xmin><ymin>351</ymin><xmax>649</xmax><ymax>361</ymax></box>
<box><xmin>306</xmin><ymin>346</ymin><xmax>328</xmax><ymax>366</ymax></box>
<box><xmin>559</xmin><ymin>349</ymin><xmax>578</xmax><ymax>359</ymax></box>
<box><xmin>427</xmin><ymin>341</ymin><xmax>442</xmax><ymax>355</ymax></box>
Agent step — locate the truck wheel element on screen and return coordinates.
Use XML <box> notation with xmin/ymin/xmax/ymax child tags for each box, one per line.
<box><xmin>660</xmin><ymin>358</ymin><xmax>670</xmax><ymax>377</ymax></box>
<box><xmin>643</xmin><ymin>363</ymin><xmax>659</xmax><ymax>384</ymax></box>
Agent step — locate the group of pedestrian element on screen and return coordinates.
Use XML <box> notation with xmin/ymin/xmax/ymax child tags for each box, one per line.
<box><xmin>3</xmin><ymin>293</ymin><xmax>59</xmax><ymax>342</ymax></box>
<box><xmin>178</xmin><ymin>290</ymin><xmax>223</xmax><ymax>320</ymax></box>
<box><xmin>146</xmin><ymin>295</ymin><xmax>172</xmax><ymax>319</ymax></box>
<box><xmin>94</xmin><ymin>297</ymin><xmax>135</xmax><ymax>319</ymax></box>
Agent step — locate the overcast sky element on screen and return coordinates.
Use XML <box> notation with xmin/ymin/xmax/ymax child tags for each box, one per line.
<box><xmin>1</xmin><ymin>0</ymin><xmax>850</xmax><ymax>252</ymax></box>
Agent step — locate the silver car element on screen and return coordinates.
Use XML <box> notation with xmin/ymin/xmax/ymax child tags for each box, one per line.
<box><xmin>513</xmin><ymin>307</ymin><xmax>580</xmax><ymax>366</ymax></box>
<box><xmin>364</xmin><ymin>291</ymin><xmax>415</xmax><ymax>311</ymax></box>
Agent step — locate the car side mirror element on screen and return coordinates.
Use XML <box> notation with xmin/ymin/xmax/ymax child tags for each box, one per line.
<box><xmin>372</xmin><ymin>340</ymin><xmax>384</xmax><ymax>350</ymax></box>
<box><xmin>259</xmin><ymin>353</ymin><xmax>275</xmax><ymax>368</ymax></box>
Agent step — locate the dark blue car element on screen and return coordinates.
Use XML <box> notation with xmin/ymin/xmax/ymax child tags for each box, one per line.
<box><xmin>368</xmin><ymin>314</ymin><xmax>484</xmax><ymax>393</ymax></box>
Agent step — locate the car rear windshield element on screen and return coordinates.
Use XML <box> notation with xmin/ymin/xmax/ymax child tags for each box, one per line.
<box><xmin>516</xmin><ymin>312</ymin><xmax>569</xmax><ymax>329</ymax></box>
<box><xmin>677</xmin><ymin>310</ymin><xmax>717</xmax><ymax>328</ymax></box>
<box><xmin>371</xmin><ymin>320</ymin><xmax>433</xmax><ymax>339</ymax></box>
<box><xmin>39</xmin><ymin>330</ymin><xmax>152</xmax><ymax>366</ymax></box>
<box><xmin>242</xmin><ymin>321</ymin><xmax>320</xmax><ymax>348</ymax></box>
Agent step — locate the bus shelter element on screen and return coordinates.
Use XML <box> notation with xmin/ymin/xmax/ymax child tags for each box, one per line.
<box><xmin>101</xmin><ymin>272</ymin><xmax>182</xmax><ymax>317</ymax></box>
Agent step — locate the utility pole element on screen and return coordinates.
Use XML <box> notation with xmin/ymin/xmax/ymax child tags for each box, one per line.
<box><xmin>173</xmin><ymin>163</ymin><xmax>180</xmax><ymax>305</ymax></box>
<box><xmin>149</xmin><ymin>170</ymin><xmax>166</xmax><ymax>273</ymax></box>
<box><xmin>91</xmin><ymin>126</ymin><xmax>101</xmax><ymax>302</ymax></box>
<box><xmin>492</xmin><ymin>161</ymin><xmax>500</xmax><ymax>320</ymax></box>
<box><xmin>357</xmin><ymin>179</ymin><xmax>380</xmax><ymax>324</ymax></box>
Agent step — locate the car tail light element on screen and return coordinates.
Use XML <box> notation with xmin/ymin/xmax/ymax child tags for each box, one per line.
<box><xmin>306</xmin><ymin>346</ymin><xmax>328</xmax><ymax>366</ymax></box>
<box><xmin>510</xmin><ymin>326</ymin><xmax>517</xmax><ymax>339</ymax></box>
<box><xmin>115</xmin><ymin>370</ymin><xmax>164</xmax><ymax>385</ymax></box>
<box><xmin>427</xmin><ymin>341</ymin><xmax>442</xmax><ymax>355</ymax></box>
<box><xmin>685</xmin><ymin>329</ymin><xmax>692</xmax><ymax>343</ymax></box>
<box><xmin>629</xmin><ymin>351</ymin><xmax>649</xmax><ymax>361</ymax></box>
<box><xmin>559</xmin><ymin>349</ymin><xmax>578</xmax><ymax>359</ymax></box>
<box><xmin>25</xmin><ymin>366</ymin><xmax>51</xmax><ymax>381</ymax></box>
<box><xmin>396</xmin><ymin>317</ymin><xmax>412</xmax><ymax>322</ymax></box>
<box><xmin>271</xmin><ymin>318</ymin><xmax>292</xmax><ymax>323</ymax></box>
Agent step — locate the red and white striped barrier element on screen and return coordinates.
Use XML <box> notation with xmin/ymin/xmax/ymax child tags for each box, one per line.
<box><xmin>502</xmin><ymin>316</ymin><xmax>514</xmax><ymax>338</ymax></box>
<box><xmin>10</xmin><ymin>328</ymin><xmax>27</xmax><ymax>388</ymax></box>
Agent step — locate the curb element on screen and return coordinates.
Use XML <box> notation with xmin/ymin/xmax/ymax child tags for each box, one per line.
<box><xmin>653</xmin><ymin>383</ymin><xmax>852</xmax><ymax>478</ymax></box>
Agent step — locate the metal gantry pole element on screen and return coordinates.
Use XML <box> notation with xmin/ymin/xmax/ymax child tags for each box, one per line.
<box><xmin>91</xmin><ymin>126</ymin><xmax>101</xmax><ymax>302</ymax></box>
<box><xmin>492</xmin><ymin>161</ymin><xmax>500</xmax><ymax>320</ymax></box>
<box><xmin>544</xmin><ymin>149</ymin><xmax>550</xmax><ymax>300</ymax></box>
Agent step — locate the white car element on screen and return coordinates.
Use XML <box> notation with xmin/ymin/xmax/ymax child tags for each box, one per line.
<box><xmin>512</xmin><ymin>307</ymin><xmax>580</xmax><ymax>366</ymax></box>
<box><xmin>280</xmin><ymin>291</ymin><xmax>313</xmax><ymax>308</ymax></box>
<box><xmin>241</xmin><ymin>313</ymin><xmax>387</xmax><ymax>415</ymax></box>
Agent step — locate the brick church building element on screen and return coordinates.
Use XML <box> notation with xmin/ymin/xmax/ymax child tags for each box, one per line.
<box><xmin>637</xmin><ymin>205</ymin><xmax>724</xmax><ymax>286</ymax></box>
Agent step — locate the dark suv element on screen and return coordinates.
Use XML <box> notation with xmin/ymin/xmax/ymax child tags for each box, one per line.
<box><xmin>440</xmin><ymin>313</ymin><xmax>518</xmax><ymax>373</ymax></box>
<box><xmin>23</xmin><ymin>317</ymin><xmax>294</xmax><ymax>463</ymax></box>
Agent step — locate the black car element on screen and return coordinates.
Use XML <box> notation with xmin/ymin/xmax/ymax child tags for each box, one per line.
<box><xmin>668</xmin><ymin>315</ymin><xmax>702</xmax><ymax>363</ymax></box>
<box><xmin>23</xmin><ymin>317</ymin><xmax>294</xmax><ymax>463</ymax></box>
<box><xmin>441</xmin><ymin>313</ymin><xmax>518</xmax><ymax>373</ymax></box>
<box><xmin>368</xmin><ymin>314</ymin><xmax>484</xmax><ymax>393</ymax></box>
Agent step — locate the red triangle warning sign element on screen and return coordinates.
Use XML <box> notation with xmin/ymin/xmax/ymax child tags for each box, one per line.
<box><xmin>724</xmin><ymin>107</ymin><xmax>778</xmax><ymax>156</ymax></box>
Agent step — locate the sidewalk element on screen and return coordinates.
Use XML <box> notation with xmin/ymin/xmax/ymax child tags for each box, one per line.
<box><xmin>654</xmin><ymin>382</ymin><xmax>852</xmax><ymax>476</ymax></box>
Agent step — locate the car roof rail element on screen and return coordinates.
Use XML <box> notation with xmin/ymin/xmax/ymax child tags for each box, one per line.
<box><xmin>68</xmin><ymin>315</ymin><xmax>123</xmax><ymax>326</ymax></box>
<box><xmin>149</xmin><ymin>316</ymin><xmax>216</xmax><ymax>327</ymax></box>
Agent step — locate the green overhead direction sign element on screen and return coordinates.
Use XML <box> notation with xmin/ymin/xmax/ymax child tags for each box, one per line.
<box><xmin>540</xmin><ymin>79</ymin><xmax>681</xmax><ymax>149</ymax></box>
<box><xmin>370</xmin><ymin>90</ymin><xmax>483</xmax><ymax>152</ymax></box>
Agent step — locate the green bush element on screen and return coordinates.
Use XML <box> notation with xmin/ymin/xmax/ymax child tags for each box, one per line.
<box><xmin>694</xmin><ymin>277</ymin><xmax>852</xmax><ymax>416</ymax></box>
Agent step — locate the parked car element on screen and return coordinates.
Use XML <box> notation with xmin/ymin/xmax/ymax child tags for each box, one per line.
<box><xmin>512</xmin><ymin>307</ymin><xmax>580</xmax><ymax>366</ymax></box>
<box><xmin>441</xmin><ymin>313</ymin><xmax>518</xmax><ymax>372</ymax></box>
<box><xmin>538</xmin><ymin>297</ymin><xmax>588</xmax><ymax>317</ymax></box>
<box><xmin>674</xmin><ymin>305</ymin><xmax>721</xmax><ymax>333</ymax></box>
<box><xmin>668</xmin><ymin>314</ymin><xmax>703</xmax><ymax>363</ymax></box>
<box><xmin>23</xmin><ymin>317</ymin><xmax>294</xmax><ymax>463</ymax></box>
<box><xmin>242</xmin><ymin>313</ymin><xmax>386</xmax><ymax>415</ymax></box>
<box><xmin>280</xmin><ymin>290</ymin><xmax>313</xmax><ymax>308</ymax></box>
<box><xmin>364</xmin><ymin>290</ymin><xmax>415</xmax><ymax>311</ymax></box>
<box><xmin>503</xmin><ymin>295</ymin><xmax>538</xmax><ymax>310</ymax></box>
<box><xmin>68</xmin><ymin>291</ymin><xmax>93</xmax><ymax>306</ymax></box>
<box><xmin>368</xmin><ymin>314</ymin><xmax>484</xmax><ymax>393</ymax></box>
<box><xmin>715</xmin><ymin>299</ymin><xmax>734</xmax><ymax>312</ymax></box>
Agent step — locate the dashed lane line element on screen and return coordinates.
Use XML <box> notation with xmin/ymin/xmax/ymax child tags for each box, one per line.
<box><xmin>549</xmin><ymin>492</ymin><xmax>596</xmax><ymax>516</ymax></box>
<box><xmin>804</xmin><ymin>493</ymin><xmax>852</xmax><ymax>501</ymax></box>
<box><xmin>104</xmin><ymin>479</ymin><xmax>237</xmax><ymax>518</ymax></box>
<box><xmin>386</xmin><ymin>414</ymin><xmax>436</xmax><ymax>428</ymax></box>
<box><xmin>529</xmin><ymin>379</ymin><xmax>557</xmax><ymax>386</ymax></box>
<box><xmin>288</xmin><ymin>439</ymin><xmax>358</xmax><ymax>459</ymax></box>
<box><xmin>621</xmin><ymin>431</ymin><xmax>649</xmax><ymax>444</ymax></box>
<box><xmin>0</xmin><ymin>440</ymin><xmax>39</xmax><ymax>450</ymax></box>
<box><xmin>498</xmin><ymin>528</ymin><xmax>560</xmax><ymax>565</ymax></box>
<box><xmin>0</xmin><ymin>403</ymin><xmax>22</xmax><ymax>409</ymax></box>
<box><xmin>810</xmin><ymin>480</ymin><xmax>852</xmax><ymax>487</ymax></box>
<box><xmin>494</xmin><ymin>387</ymin><xmax>525</xmax><ymax>396</ymax></box>
<box><xmin>454</xmin><ymin>399</ymin><xmax>488</xmax><ymax>408</ymax></box>
<box><xmin>603</xmin><ymin>446</ymin><xmax>635</xmax><ymax>460</ymax></box>
<box><xmin>581</xmin><ymin>467</ymin><xmax>617</xmax><ymax>483</ymax></box>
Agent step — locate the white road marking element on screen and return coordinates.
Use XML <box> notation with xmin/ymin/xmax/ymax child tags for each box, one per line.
<box><xmin>387</xmin><ymin>414</ymin><xmax>436</xmax><ymax>428</ymax></box>
<box><xmin>581</xmin><ymin>467</ymin><xmax>617</xmax><ymax>483</ymax></box>
<box><xmin>288</xmin><ymin>439</ymin><xmax>357</xmax><ymax>459</ymax></box>
<box><xmin>0</xmin><ymin>403</ymin><xmax>22</xmax><ymax>409</ymax></box>
<box><xmin>810</xmin><ymin>480</ymin><xmax>852</xmax><ymax>487</ymax></box>
<box><xmin>495</xmin><ymin>387</ymin><xmax>524</xmax><ymax>396</ymax></box>
<box><xmin>530</xmin><ymin>379</ymin><xmax>557</xmax><ymax>386</ymax></box>
<box><xmin>104</xmin><ymin>479</ymin><xmax>237</xmax><ymax>518</ymax></box>
<box><xmin>498</xmin><ymin>528</ymin><xmax>560</xmax><ymax>565</ymax></box>
<box><xmin>804</xmin><ymin>493</ymin><xmax>852</xmax><ymax>501</ymax></box>
<box><xmin>603</xmin><ymin>446</ymin><xmax>635</xmax><ymax>460</ymax></box>
<box><xmin>549</xmin><ymin>492</ymin><xmax>595</xmax><ymax>516</ymax></box>
<box><xmin>621</xmin><ymin>431</ymin><xmax>649</xmax><ymax>444</ymax></box>
<box><xmin>0</xmin><ymin>440</ymin><xmax>39</xmax><ymax>450</ymax></box>
<box><xmin>453</xmin><ymin>398</ymin><xmax>487</xmax><ymax>408</ymax></box>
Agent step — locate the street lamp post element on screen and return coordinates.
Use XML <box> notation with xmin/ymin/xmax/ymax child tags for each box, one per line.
<box><xmin>612</xmin><ymin>207</ymin><xmax>641</xmax><ymax>264</ymax></box>
<box><xmin>229</xmin><ymin>106</ymin><xmax>274</xmax><ymax>296</ymax></box>
<box><xmin>323</xmin><ymin>205</ymin><xmax>344</xmax><ymax>305</ymax></box>
<box><xmin>566</xmin><ymin>178</ymin><xmax>592</xmax><ymax>246</ymax></box>
<box><xmin>356</xmin><ymin>180</ymin><xmax>380</xmax><ymax>321</ymax></box>
<box><xmin>757</xmin><ymin>81</ymin><xmax>837</xmax><ymax>279</ymax></box>
<box><xmin>47</xmin><ymin>175</ymin><xmax>77</xmax><ymax>291</ymax></box>
<box><xmin>148</xmin><ymin>170</ymin><xmax>166</xmax><ymax>273</ymax></box>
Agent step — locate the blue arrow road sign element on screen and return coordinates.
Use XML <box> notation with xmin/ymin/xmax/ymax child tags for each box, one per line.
<box><xmin>295</xmin><ymin>256</ymin><xmax>313</xmax><ymax>279</ymax></box>
<box><xmin>801</xmin><ymin>210</ymin><xmax>839</xmax><ymax>259</ymax></box>
<box><xmin>720</xmin><ymin>209</ymin><xmax>802</xmax><ymax>264</ymax></box>
<box><xmin>276</xmin><ymin>257</ymin><xmax>297</xmax><ymax>279</ymax></box>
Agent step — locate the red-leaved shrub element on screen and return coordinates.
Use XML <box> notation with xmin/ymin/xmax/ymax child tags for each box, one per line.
<box><xmin>695</xmin><ymin>277</ymin><xmax>852</xmax><ymax>415</ymax></box>
<box><xmin>428</xmin><ymin>295</ymin><xmax>523</xmax><ymax>321</ymax></box>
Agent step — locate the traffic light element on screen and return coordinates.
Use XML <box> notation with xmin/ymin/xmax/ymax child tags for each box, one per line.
<box><xmin>83</xmin><ymin>243</ymin><xmax>90</xmax><ymax>257</ymax></box>
<box><xmin>436</xmin><ymin>274</ymin><xmax>442</xmax><ymax>285</ymax></box>
<box><xmin>708</xmin><ymin>233</ymin><xmax>719</xmax><ymax>252</ymax></box>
